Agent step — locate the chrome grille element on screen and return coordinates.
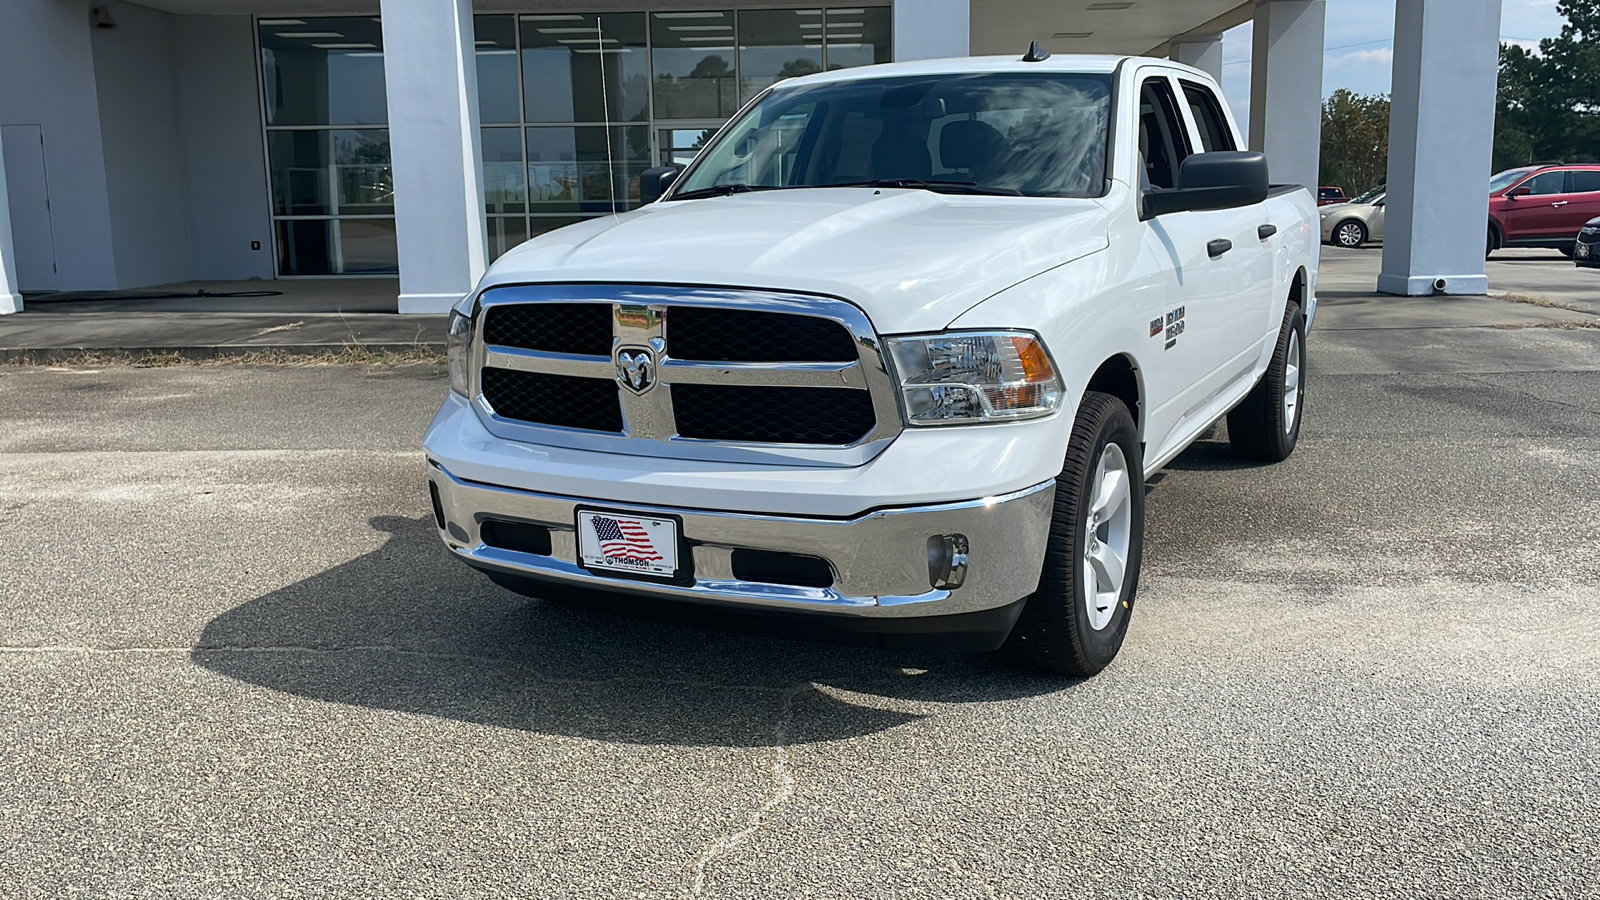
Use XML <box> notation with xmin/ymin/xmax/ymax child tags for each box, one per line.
<box><xmin>470</xmin><ymin>285</ymin><xmax>901</xmax><ymax>466</ymax></box>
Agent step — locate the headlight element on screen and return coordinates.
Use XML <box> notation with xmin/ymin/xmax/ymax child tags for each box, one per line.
<box><xmin>447</xmin><ymin>308</ymin><xmax>473</xmax><ymax>396</ymax></box>
<box><xmin>886</xmin><ymin>331</ymin><xmax>1062</xmax><ymax>425</ymax></box>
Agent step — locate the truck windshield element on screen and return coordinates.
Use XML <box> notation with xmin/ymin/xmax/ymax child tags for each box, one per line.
<box><xmin>670</xmin><ymin>73</ymin><xmax>1113</xmax><ymax>200</ymax></box>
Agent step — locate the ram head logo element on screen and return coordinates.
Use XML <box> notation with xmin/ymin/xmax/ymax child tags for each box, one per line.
<box><xmin>615</xmin><ymin>347</ymin><xmax>656</xmax><ymax>394</ymax></box>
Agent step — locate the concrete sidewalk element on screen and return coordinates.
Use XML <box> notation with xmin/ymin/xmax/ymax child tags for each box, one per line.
<box><xmin>0</xmin><ymin>278</ymin><xmax>445</xmax><ymax>361</ymax></box>
<box><xmin>1</xmin><ymin>250</ymin><xmax>1595</xmax><ymax>361</ymax></box>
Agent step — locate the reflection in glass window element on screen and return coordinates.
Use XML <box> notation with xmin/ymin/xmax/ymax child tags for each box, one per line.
<box><xmin>1522</xmin><ymin>171</ymin><xmax>1566</xmax><ymax>195</ymax></box>
<box><xmin>520</xmin><ymin>13</ymin><xmax>649</xmax><ymax>124</ymax></box>
<box><xmin>481</xmin><ymin>127</ymin><xmax>527</xmax><ymax>213</ymax></box>
<box><xmin>487</xmin><ymin>215</ymin><xmax>529</xmax><ymax>262</ymax></box>
<box><xmin>660</xmin><ymin>127</ymin><xmax>721</xmax><ymax>168</ymax></box>
<box><xmin>527</xmin><ymin>126</ymin><xmax>649</xmax><ymax>212</ymax></box>
<box><xmin>652</xmin><ymin>11</ymin><xmax>739</xmax><ymax>119</ymax></box>
<box><xmin>826</xmin><ymin>7</ymin><xmax>891</xmax><ymax>70</ymax></box>
<box><xmin>475</xmin><ymin>15</ymin><xmax>521</xmax><ymax>124</ymax></box>
<box><xmin>274</xmin><ymin>219</ymin><xmax>398</xmax><ymax>275</ymax></box>
<box><xmin>739</xmin><ymin>10</ymin><xmax>823</xmax><ymax>102</ymax></box>
<box><xmin>259</xmin><ymin>18</ymin><xmax>388</xmax><ymax>126</ymax></box>
<box><xmin>267</xmin><ymin>129</ymin><xmax>392</xmax><ymax>216</ymax></box>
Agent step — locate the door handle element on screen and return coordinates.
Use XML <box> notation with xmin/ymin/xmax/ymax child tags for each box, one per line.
<box><xmin>1258</xmin><ymin>224</ymin><xmax>1278</xmax><ymax>241</ymax></box>
<box><xmin>1552</xmin><ymin>200</ymin><xmax>1569</xmax><ymax>207</ymax></box>
<box><xmin>1207</xmin><ymin>239</ymin><xmax>1233</xmax><ymax>258</ymax></box>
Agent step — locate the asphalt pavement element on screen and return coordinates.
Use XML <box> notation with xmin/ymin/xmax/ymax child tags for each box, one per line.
<box><xmin>1</xmin><ymin>248</ymin><xmax>1598</xmax><ymax>897</ymax></box>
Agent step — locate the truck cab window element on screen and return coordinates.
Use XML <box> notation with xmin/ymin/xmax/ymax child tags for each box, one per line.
<box><xmin>1181</xmin><ymin>82</ymin><xmax>1237</xmax><ymax>152</ymax></box>
<box><xmin>1138</xmin><ymin>79</ymin><xmax>1190</xmax><ymax>190</ymax></box>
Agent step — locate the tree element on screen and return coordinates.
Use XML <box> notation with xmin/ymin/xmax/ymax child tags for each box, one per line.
<box><xmin>1320</xmin><ymin>89</ymin><xmax>1390</xmax><ymax>195</ymax></box>
<box><xmin>1495</xmin><ymin>0</ymin><xmax>1600</xmax><ymax>169</ymax></box>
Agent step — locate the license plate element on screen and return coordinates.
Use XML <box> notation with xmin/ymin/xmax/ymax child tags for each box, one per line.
<box><xmin>577</xmin><ymin>509</ymin><xmax>679</xmax><ymax>579</ymax></box>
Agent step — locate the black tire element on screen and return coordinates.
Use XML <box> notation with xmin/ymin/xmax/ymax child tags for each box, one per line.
<box><xmin>1333</xmin><ymin>219</ymin><xmax>1366</xmax><ymax>249</ymax></box>
<box><xmin>1002</xmin><ymin>392</ymin><xmax>1144</xmax><ymax>677</ymax></box>
<box><xmin>1228</xmin><ymin>301</ymin><xmax>1306</xmax><ymax>462</ymax></box>
<box><xmin>1486</xmin><ymin>226</ymin><xmax>1498</xmax><ymax>259</ymax></box>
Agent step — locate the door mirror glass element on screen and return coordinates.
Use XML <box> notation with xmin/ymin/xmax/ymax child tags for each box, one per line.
<box><xmin>1142</xmin><ymin>150</ymin><xmax>1269</xmax><ymax>220</ymax></box>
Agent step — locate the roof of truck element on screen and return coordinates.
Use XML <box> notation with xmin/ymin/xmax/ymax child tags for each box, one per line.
<box><xmin>775</xmin><ymin>53</ymin><xmax>1212</xmax><ymax>90</ymax></box>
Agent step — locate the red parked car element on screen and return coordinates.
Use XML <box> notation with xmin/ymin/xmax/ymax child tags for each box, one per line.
<box><xmin>1317</xmin><ymin>186</ymin><xmax>1348</xmax><ymax>206</ymax></box>
<box><xmin>1487</xmin><ymin>164</ymin><xmax>1600</xmax><ymax>257</ymax></box>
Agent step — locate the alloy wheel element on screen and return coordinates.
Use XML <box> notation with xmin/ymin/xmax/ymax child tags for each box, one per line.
<box><xmin>1083</xmin><ymin>443</ymin><xmax>1133</xmax><ymax>631</ymax></box>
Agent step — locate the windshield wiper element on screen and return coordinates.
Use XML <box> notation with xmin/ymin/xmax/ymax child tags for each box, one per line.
<box><xmin>823</xmin><ymin>179</ymin><xmax>1024</xmax><ymax>196</ymax></box>
<box><xmin>670</xmin><ymin>183</ymin><xmax>781</xmax><ymax>201</ymax></box>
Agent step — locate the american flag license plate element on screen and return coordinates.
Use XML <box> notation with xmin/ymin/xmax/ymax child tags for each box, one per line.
<box><xmin>577</xmin><ymin>510</ymin><xmax>679</xmax><ymax>578</ymax></box>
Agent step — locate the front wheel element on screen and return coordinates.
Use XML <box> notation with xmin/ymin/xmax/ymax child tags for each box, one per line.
<box><xmin>1228</xmin><ymin>301</ymin><xmax>1306</xmax><ymax>462</ymax></box>
<box><xmin>1003</xmin><ymin>392</ymin><xmax>1144</xmax><ymax>677</ymax></box>
<box><xmin>1334</xmin><ymin>220</ymin><xmax>1367</xmax><ymax>248</ymax></box>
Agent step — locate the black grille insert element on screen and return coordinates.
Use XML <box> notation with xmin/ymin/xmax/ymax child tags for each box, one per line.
<box><xmin>731</xmin><ymin>549</ymin><xmax>835</xmax><ymax>588</ymax></box>
<box><xmin>481</xmin><ymin>519</ymin><xmax>554</xmax><ymax>556</ymax></box>
<box><xmin>481</xmin><ymin>367</ymin><xmax>623</xmax><ymax>433</ymax></box>
<box><xmin>668</xmin><ymin>307</ymin><xmax>858</xmax><ymax>362</ymax></box>
<box><xmin>484</xmin><ymin>303</ymin><xmax>612</xmax><ymax>356</ymax></box>
<box><xmin>673</xmin><ymin>385</ymin><xmax>875</xmax><ymax>445</ymax></box>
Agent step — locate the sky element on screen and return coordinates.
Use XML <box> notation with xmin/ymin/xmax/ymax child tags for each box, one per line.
<box><xmin>1217</xmin><ymin>0</ymin><xmax>1569</xmax><ymax>132</ymax></box>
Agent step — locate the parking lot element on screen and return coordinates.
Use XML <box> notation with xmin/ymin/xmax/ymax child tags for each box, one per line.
<box><xmin>2</xmin><ymin>246</ymin><xmax>1598</xmax><ymax>898</ymax></box>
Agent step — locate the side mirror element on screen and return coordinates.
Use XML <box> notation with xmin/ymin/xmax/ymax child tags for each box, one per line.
<box><xmin>1507</xmin><ymin>185</ymin><xmax>1531</xmax><ymax>200</ymax></box>
<box><xmin>1142</xmin><ymin>151</ymin><xmax>1270</xmax><ymax>220</ymax></box>
<box><xmin>639</xmin><ymin>166</ymin><xmax>681</xmax><ymax>204</ymax></box>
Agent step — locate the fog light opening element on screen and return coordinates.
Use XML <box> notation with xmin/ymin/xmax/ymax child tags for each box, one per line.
<box><xmin>928</xmin><ymin>534</ymin><xmax>970</xmax><ymax>590</ymax></box>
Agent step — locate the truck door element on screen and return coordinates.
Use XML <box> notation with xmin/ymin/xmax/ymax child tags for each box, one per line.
<box><xmin>1136</xmin><ymin>73</ymin><xmax>1273</xmax><ymax>458</ymax></box>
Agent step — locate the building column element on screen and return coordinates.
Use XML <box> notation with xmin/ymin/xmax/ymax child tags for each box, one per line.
<box><xmin>894</xmin><ymin>0</ymin><xmax>970</xmax><ymax>61</ymax></box>
<box><xmin>380</xmin><ymin>0</ymin><xmax>487</xmax><ymax>315</ymax></box>
<box><xmin>0</xmin><ymin>128</ymin><xmax>20</xmax><ymax>314</ymax></box>
<box><xmin>1378</xmin><ymin>0</ymin><xmax>1502</xmax><ymax>296</ymax></box>
<box><xmin>1249</xmin><ymin>0</ymin><xmax>1326</xmax><ymax>192</ymax></box>
<box><xmin>1170</xmin><ymin>35</ymin><xmax>1224</xmax><ymax>82</ymax></box>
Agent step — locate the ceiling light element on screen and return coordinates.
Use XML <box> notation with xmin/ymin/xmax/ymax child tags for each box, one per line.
<box><xmin>557</xmin><ymin>37</ymin><xmax>617</xmax><ymax>44</ymax></box>
<box><xmin>520</xmin><ymin>14</ymin><xmax>585</xmax><ymax>21</ymax></box>
<box><xmin>828</xmin><ymin>33</ymin><xmax>863</xmax><ymax>38</ymax></box>
<box><xmin>312</xmin><ymin>43</ymin><xmax>378</xmax><ymax>49</ymax></box>
<box><xmin>680</xmin><ymin>37</ymin><xmax>735</xmax><ymax>43</ymax></box>
<box><xmin>258</xmin><ymin>18</ymin><xmax>305</xmax><ymax>25</ymax></box>
<box><xmin>826</xmin><ymin>22</ymin><xmax>864</xmax><ymax>27</ymax></box>
<box><xmin>830</xmin><ymin>8</ymin><xmax>866</xmax><ymax>13</ymax></box>
<box><xmin>538</xmin><ymin>27</ymin><xmax>607</xmax><ymax>34</ymax></box>
<box><xmin>668</xmin><ymin>25</ymin><xmax>733</xmax><ymax>31</ymax></box>
<box><xmin>654</xmin><ymin>11</ymin><xmax>729</xmax><ymax>18</ymax></box>
<box><xmin>275</xmin><ymin>32</ymin><xmax>344</xmax><ymax>38</ymax></box>
<box><xmin>1053</xmin><ymin>32</ymin><xmax>1093</xmax><ymax>38</ymax></box>
<box><xmin>572</xmin><ymin>48</ymin><xmax>631</xmax><ymax>54</ymax></box>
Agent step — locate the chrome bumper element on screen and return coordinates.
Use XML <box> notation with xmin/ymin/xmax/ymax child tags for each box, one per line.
<box><xmin>427</xmin><ymin>463</ymin><xmax>1055</xmax><ymax>619</ymax></box>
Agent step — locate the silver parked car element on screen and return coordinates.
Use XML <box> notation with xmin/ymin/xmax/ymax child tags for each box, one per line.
<box><xmin>1320</xmin><ymin>186</ymin><xmax>1385</xmax><ymax>248</ymax></box>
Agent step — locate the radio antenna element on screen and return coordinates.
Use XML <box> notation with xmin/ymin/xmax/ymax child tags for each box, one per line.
<box><xmin>597</xmin><ymin>17</ymin><xmax>619</xmax><ymax>218</ymax></box>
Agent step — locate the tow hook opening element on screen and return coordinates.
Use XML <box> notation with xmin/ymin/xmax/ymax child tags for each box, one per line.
<box><xmin>928</xmin><ymin>534</ymin><xmax>970</xmax><ymax>590</ymax></box>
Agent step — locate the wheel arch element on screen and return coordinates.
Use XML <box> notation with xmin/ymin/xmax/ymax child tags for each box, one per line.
<box><xmin>1083</xmin><ymin>353</ymin><xmax>1144</xmax><ymax>436</ymax></box>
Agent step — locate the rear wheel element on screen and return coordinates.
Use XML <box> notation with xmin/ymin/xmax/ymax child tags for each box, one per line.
<box><xmin>1228</xmin><ymin>301</ymin><xmax>1306</xmax><ymax>462</ymax></box>
<box><xmin>1334</xmin><ymin>220</ymin><xmax>1366</xmax><ymax>248</ymax></box>
<box><xmin>1487</xmin><ymin>225</ymin><xmax>1498</xmax><ymax>258</ymax></box>
<box><xmin>1003</xmin><ymin>392</ymin><xmax>1144</xmax><ymax>677</ymax></box>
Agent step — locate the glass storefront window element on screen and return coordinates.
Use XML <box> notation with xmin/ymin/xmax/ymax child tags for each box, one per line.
<box><xmin>827</xmin><ymin>7</ymin><xmax>892</xmax><ymax>70</ymax></box>
<box><xmin>476</xmin><ymin>16</ymin><xmax>522</xmax><ymax>124</ymax></box>
<box><xmin>267</xmin><ymin>129</ymin><xmax>392</xmax><ymax>216</ymax></box>
<box><xmin>739</xmin><ymin>10</ymin><xmax>824</xmax><ymax>102</ymax></box>
<box><xmin>260</xmin><ymin>18</ymin><xmax>388</xmax><ymax>126</ymax></box>
<box><xmin>482</xmin><ymin>127</ymin><xmax>527</xmax><ymax>213</ymax></box>
<box><xmin>274</xmin><ymin>218</ymin><xmax>398</xmax><ymax>275</ymax></box>
<box><xmin>652</xmin><ymin>11</ymin><xmax>739</xmax><ymax>119</ymax></box>
<box><xmin>521</xmin><ymin>13</ymin><xmax>649</xmax><ymax>124</ymax></box>
<box><xmin>262</xmin><ymin>8</ymin><xmax>891</xmax><ymax>276</ymax></box>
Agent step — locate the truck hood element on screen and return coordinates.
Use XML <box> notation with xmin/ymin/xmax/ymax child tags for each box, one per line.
<box><xmin>479</xmin><ymin>188</ymin><xmax>1109</xmax><ymax>333</ymax></box>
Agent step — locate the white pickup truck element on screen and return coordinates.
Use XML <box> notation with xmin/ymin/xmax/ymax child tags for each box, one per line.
<box><xmin>424</xmin><ymin>51</ymin><xmax>1319</xmax><ymax>676</ymax></box>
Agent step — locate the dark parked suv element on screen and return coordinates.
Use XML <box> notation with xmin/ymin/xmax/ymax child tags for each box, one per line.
<box><xmin>1575</xmin><ymin>218</ymin><xmax>1600</xmax><ymax>268</ymax></box>
<box><xmin>1488</xmin><ymin>164</ymin><xmax>1600</xmax><ymax>257</ymax></box>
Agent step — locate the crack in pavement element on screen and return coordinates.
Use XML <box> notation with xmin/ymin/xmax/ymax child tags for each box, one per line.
<box><xmin>687</xmin><ymin>683</ymin><xmax>809</xmax><ymax>898</ymax></box>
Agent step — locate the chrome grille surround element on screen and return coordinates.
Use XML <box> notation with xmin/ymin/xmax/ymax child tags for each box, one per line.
<box><xmin>470</xmin><ymin>284</ymin><xmax>903</xmax><ymax>467</ymax></box>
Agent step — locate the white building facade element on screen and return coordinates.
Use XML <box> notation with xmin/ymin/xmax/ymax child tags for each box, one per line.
<box><xmin>0</xmin><ymin>0</ymin><xmax>1503</xmax><ymax>314</ymax></box>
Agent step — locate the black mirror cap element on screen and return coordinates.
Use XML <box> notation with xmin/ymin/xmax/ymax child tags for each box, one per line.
<box><xmin>639</xmin><ymin>166</ymin><xmax>681</xmax><ymax>204</ymax></box>
<box><xmin>1143</xmin><ymin>151</ymin><xmax>1270</xmax><ymax>219</ymax></box>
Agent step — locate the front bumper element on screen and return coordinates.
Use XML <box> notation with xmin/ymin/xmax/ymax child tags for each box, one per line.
<box><xmin>428</xmin><ymin>462</ymin><xmax>1054</xmax><ymax>621</ymax></box>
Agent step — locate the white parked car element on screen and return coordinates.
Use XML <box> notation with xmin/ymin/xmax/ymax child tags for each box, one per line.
<box><xmin>1319</xmin><ymin>187</ymin><xmax>1386</xmax><ymax>248</ymax></box>
<box><xmin>425</xmin><ymin>51</ymin><xmax>1320</xmax><ymax>676</ymax></box>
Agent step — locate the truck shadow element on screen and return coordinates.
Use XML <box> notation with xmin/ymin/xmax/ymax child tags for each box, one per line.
<box><xmin>190</xmin><ymin>514</ymin><xmax>1070</xmax><ymax>748</ymax></box>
